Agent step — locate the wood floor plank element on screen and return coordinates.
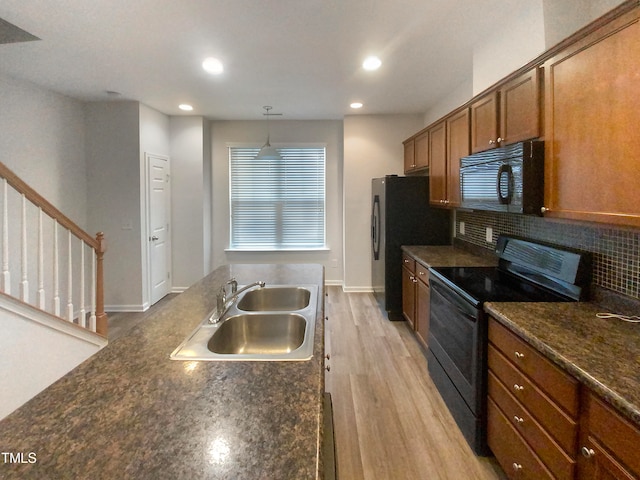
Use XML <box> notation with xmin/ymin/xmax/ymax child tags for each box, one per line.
<box><xmin>325</xmin><ymin>286</ymin><xmax>505</xmax><ymax>480</ymax></box>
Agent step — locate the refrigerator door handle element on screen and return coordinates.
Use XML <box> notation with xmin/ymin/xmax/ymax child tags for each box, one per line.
<box><xmin>372</xmin><ymin>195</ymin><xmax>380</xmax><ymax>260</ymax></box>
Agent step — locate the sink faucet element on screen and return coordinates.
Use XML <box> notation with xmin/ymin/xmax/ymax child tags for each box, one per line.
<box><xmin>208</xmin><ymin>280</ymin><xmax>266</xmax><ymax>324</ymax></box>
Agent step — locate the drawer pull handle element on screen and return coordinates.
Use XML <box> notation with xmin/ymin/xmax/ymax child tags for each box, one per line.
<box><xmin>581</xmin><ymin>446</ymin><xmax>595</xmax><ymax>458</ymax></box>
<box><xmin>514</xmin><ymin>351</ymin><xmax>525</xmax><ymax>359</ymax></box>
<box><xmin>512</xmin><ymin>463</ymin><xmax>523</xmax><ymax>472</ymax></box>
<box><xmin>513</xmin><ymin>415</ymin><xmax>524</xmax><ymax>424</ymax></box>
<box><xmin>513</xmin><ymin>384</ymin><xmax>524</xmax><ymax>392</ymax></box>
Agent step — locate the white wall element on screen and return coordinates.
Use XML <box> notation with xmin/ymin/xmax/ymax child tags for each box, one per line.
<box><xmin>85</xmin><ymin>101</ymin><xmax>143</xmax><ymax>310</ymax></box>
<box><xmin>210</xmin><ymin>120</ymin><xmax>344</xmax><ymax>284</ymax></box>
<box><xmin>342</xmin><ymin>114</ymin><xmax>423</xmax><ymax>291</ymax></box>
<box><xmin>0</xmin><ymin>295</ymin><xmax>105</xmax><ymax>420</ymax></box>
<box><xmin>423</xmin><ymin>78</ymin><xmax>473</xmax><ymax>127</ymax></box>
<box><xmin>170</xmin><ymin>116</ymin><xmax>206</xmax><ymax>290</ymax></box>
<box><xmin>0</xmin><ymin>73</ymin><xmax>88</xmax><ymax>228</ymax></box>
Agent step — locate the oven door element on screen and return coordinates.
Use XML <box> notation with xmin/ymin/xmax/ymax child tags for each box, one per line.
<box><xmin>428</xmin><ymin>273</ymin><xmax>486</xmax><ymax>414</ymax></box>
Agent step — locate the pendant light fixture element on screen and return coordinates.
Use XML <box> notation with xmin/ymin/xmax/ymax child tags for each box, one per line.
<box><xmin>256</xmin><ymin>106</ymin><xmax>283</xmax><ymax>160</ymax></box>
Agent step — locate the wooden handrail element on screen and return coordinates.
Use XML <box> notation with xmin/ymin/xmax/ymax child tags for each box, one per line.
<box><xmin>0</xmin><ymin>162</ymin><xmax>98</xmax><ymax>249</ymax></box>
<box><xmin>0</xmin><ymin>161</ymin><xmax>107</xmax><ymax>336</ymax></box>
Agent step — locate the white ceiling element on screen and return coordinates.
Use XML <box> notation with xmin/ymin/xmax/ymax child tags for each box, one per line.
<box><xmin>0</xmin><ymin>0</ymin><xmax>530</xmax><ymax>120</ymax></box>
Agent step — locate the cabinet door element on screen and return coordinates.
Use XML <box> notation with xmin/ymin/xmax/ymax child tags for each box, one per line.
<box><xmin>401</xmin><ymin>265</ymin><xmax>416</xmax><ymax>329</ymax></box>
<box><xmin>415</xmin><ymin>271</ymin><xmax>430</xmax><ymax>349</ymax></box>
<box><xmin>500</xmin><ymin>67</ymin><xmax>541</xmax><ymax>145</ymax></box>
<box><xmin>403</xmin><ymin>139</ymin><xmax>415</xmax><ymax>173</ymax></box>
<box><xmin>414</xmin><ymin>131</ymin><xmax>429</xmax><ymax>170</ymax></box>
<box><xmin>446</xmin><ymin>108</ymin><xmax>470</xmax><ymax>208</ymax></box>
<box><xmin>543</xmin><ymin>8</ymin><xmax>640</xmax><ymax>227</ymax></box>
<box><xmin>470</xmin><ymin>91</ymin><xmax>498</xmax><ymax>153</ymax></box>
<box><xmin>428</xmin><ymin>121</ymin><xmax>447</xmax><ymax>205</ymax></box>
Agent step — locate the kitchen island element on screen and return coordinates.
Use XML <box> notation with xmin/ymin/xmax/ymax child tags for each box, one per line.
<box><xmin>0</xmin><ymin>264</ymin><xmax>326</xmax><ymax>479</ymax></box>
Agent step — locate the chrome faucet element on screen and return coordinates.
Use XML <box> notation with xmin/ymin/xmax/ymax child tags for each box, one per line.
<box><xmin>208</xmin><ymin>279</ymin><xmax>266</xmax><ymax>324</ymax></box>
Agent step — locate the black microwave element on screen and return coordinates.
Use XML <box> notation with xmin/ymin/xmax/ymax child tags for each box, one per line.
<box><xmin>459</xmin><ymin>140</ymin><xmax>544</xmax><ymax>215</ymax></box>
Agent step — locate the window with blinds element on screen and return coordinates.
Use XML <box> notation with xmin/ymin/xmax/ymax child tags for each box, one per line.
<box><xmin>229</xmin><ymin>146</ymin><xmax>326</xmax><ymax>250</ymax></box>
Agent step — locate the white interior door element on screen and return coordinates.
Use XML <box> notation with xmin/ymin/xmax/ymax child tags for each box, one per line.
<box><xmin>147</xmin><ymin>154</ymin><xmax>171</xmax><ymax>305</ymax></box>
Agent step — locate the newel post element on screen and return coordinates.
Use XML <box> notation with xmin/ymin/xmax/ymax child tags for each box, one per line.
<box><xmin>95</xmin><ymin>232</ymin><xmax>108</xmax><ymax>337</ymax></box>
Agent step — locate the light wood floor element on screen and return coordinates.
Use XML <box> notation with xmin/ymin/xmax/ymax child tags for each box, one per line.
<box><xmin>325</xmin><ymin>286</ymin><xmax>506</xmax><ymax>480</ymax></box>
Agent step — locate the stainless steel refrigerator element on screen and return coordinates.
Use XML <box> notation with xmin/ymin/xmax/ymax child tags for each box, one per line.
<box><xmin>372</xmin><ymin>175</ymin><xmax>451</xmax><ymax>320</ymax></box>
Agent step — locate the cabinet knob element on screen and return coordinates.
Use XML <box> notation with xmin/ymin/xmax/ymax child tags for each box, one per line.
<box><xmin>541</xmin><ymin>206</ymin><xmax>550</xmax><ymax>214</ymax></box>
<box><xmin>497</xmin><ymin>137</ymin><xmax>504</xmax><ymax>143</ymax></box>
<box><xmin>325</xmin><ymin>354</ymin><xmax>330</xmax><ymax>360</ymax></box>
<box><xmin>512</xmin><ymin>463</ymin><xmax>523</xmax><ymax>472</ymax></box>
<box><xmin>513</xmin><ymin>415</ymin><xmax>524</xmax><ymax>424</ymax></box>
<box><xmin>418</xmin><ymin>271</ymin><xmax>425</xmax><ymax>276</ymax></box>
<box><xmin>513</xmin><ymin>384</ymin><xmax>524</xmax><ymax>392</ymax></box>
<box><xmin>581</xmin><ymin>446</ymin><xmax>595</xmax><ymax>458</ymax></box>
<box><xmin>489</xmin><ymin>139</ymin><xmax>496</xmax><ymax>145</ymax></box>
<box><xmin>514</xmin><ymin>351</ymin><xmax>525</xmax><ymax>360</ymax></box>
<box><xmin>325</xmin><ymin>365</ymin><xmax>331</xmax><ymax>372</ymax></box>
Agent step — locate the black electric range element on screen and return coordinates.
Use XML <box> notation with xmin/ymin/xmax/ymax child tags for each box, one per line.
<box><xmin>426</xmin><ymin>235</ymin><xmax>592</xmax><ymax>455</ymax></box>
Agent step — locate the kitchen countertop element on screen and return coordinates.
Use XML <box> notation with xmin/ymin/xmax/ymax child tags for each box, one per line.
<box><xmin>402</xmin><ymin>244</ymin><xmax>498</xmax><ymax>268</ymax></box>
<box><xmin>485</xmin><ymin>301</ymin><xmax>640</xmax><ymax>428</ymax></box>
<box><xmin>0</xmin><ymin>264</ymin><xmax>326</xmax><ymax>479</ymax></box>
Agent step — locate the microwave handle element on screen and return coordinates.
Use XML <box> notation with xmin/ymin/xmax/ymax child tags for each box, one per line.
<box><xmin>497</xmin><ymin>164</ymin><xmax>514</xmax><ymax>205</ymax></box>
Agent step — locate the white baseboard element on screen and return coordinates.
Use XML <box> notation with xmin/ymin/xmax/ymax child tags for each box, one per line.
<box><xmin>324</xmin><ymin>280</ymin><xmax>343</xmax><ymax>287</ymax></box>
<box><xmin>171</xmin><ymin>287</ymin><xmax>188</xmax><ymax>293</ymax></box>
<box><xmin>105</xmin><ymin>303</ymin><xmax>149</xmax><ymax>313</ymax></box>
<box><xmin>341</xmin><ymin>286</ymin><xmax>374</xmax><ymax>293</ymax></box>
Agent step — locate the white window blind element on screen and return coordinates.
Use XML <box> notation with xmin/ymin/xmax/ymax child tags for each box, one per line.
<box><xmin>229</xmin><ymin>146</ymin><xmax>326</xmax><ymax>250</ymax></box>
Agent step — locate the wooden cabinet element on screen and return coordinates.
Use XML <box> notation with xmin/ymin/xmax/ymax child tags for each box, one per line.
<box><xmin>414</xmin><ymin>264</ymin><xmax>430</xmax><ymax>349</ymax></box>
<box><xmin>471</xmin><ymin>68</ymin><xmax>541</xmax><ymax>154</ymax></box>
<box><xmin>403</xmin><ymin>138</ymin><xmax>415</xmax><ymax>173</ymax></box>
<box><xmin>401</xmin><ymin>254</ymin><xmax>431</xmax><ymax>350</ymax></box>
<box><xmin>488</xmin><ymin>318</ymin><xmax>579</xmax><ymax>480</ymax></box>
<box><xmin>542</xmin><ymin>7</ymin><xmax>640</xmax><ymax>227</ymax></box>
<box><xmin>429</xmin><ymin>109</ymin><xmax>469</xmax><ymax>208</ymax></box>
<box><xmin>428</xmin><ymin>121</ymin><xmax>447</xmax><ymax>204</ymax></box>
<box><xmin>403</xmin><ymin>131</ymin><xmax>429</xmax><ymax>174</ymax></box>
<box><xmin>578</xmin><ymin>391</ymin><xmax>640</xmax><ymax>480</ymax></box>
<box><xmin>401</xmin><ymin>254</ymin><xmax>417</xmax><ymax>329</ymax></box>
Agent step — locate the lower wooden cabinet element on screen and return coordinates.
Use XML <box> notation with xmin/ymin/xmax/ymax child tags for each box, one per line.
<box><xmin>489</xmin><ymin>317</ymin><xmax>640</xmax><ymax>480</ymax></box>
<box><xmin>401</xmin><ymin>253</ymin><xmax>430</xmax><ymax>350</ymax></box>
<box><xmin>578</xmin><ymin>391</ymin><xmax>640</xmax><ymax>480</ymax></box>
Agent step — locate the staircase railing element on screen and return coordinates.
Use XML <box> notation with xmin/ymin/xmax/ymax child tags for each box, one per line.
<box><xmin>0</xmin><ymin>161</ymin><xmax>107</xmax><ymax>337</ymax></box>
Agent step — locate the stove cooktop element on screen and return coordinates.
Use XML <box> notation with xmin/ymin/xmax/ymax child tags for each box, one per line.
<box><xmin>430</xmin><ymin>266</ymin><xmax>575</xmax><ymax>306</ymax></box>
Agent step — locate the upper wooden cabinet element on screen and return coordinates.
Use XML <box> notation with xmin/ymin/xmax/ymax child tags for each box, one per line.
<box><xmin>403</xmin><ymin>138</ymin><xmax>415</xmax><ymax>173</ymax></box>
<box><xmin>404</xmin><ymin>131</ymin><xmax>429</xmax><ymax>174</ymax></box>
<box><xmin>542</xmin><ymin>7</ymin><xmax>640</xmax><ymax>227</ymax></box>
<box><xmin>445</xmin><ymin>108</ymin><xmax>469</xmax><ymax>208</ymax></box>
<box><xmin>471</xmin><ymin>68</ymin><xmax>541</xmax><ymax>154</ymax></box>
<box><xmin>428</xmin><ymin>121</ymin><xmax>447</xmax><ymax>205</ymax></box>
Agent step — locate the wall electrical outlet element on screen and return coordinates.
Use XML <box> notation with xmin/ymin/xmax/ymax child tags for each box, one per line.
<box><xmin>459</xmin><ymin>221</ymin><xmax>465</xmax><ymax>235</ymax></box>
<box><xmin>486</xmin><ymin>227</ymin><xmax>493</xmax><ymax>243</ymax></box>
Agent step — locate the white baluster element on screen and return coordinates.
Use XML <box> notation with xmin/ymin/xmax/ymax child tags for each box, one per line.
<box><xmin>1</xmin><ymin>179</ymin><xmax>9</xmax><ymax>295</ymax></box>
<box><xmin>79</xmin><ymin>239</ymin><xmax>86</xmax><ymax>327</ymax></box>
<box><xmin>20</xmin><ymin>194</ymin><xmax>28</xmax><ymax>303</ymax></box>
<box><xmin>37</xmin><ymin>208</ymin><xmax>45</xmax><ymax>310</ymax></box>
<box><xmin>66</xmin><ymin>230</ymin><xmax>73</xmax><ymax>322</ymax></box>
<box><xmin>53</xmin><ymin>222</ymin><xmax>60</xmax><ymax>316</ymax></box>
<box><xmin>89</xmin><ymin>247</ymin><xmax>97</xmax><ymax>332</ymax></box>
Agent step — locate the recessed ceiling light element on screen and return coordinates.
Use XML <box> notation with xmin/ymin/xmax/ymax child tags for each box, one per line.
<box><xmin>362</xmin><ymin>56</ymin><xmax>382</xmax><ymax>71</ymax></box>
<box><xmin>179</xmin><ymin>104</ymin><xmax>194</xmax><ymax>111</ymax></box>
<box><xmin>350</xmin><ymin>102</ymin><xmax>363</xmax><ymax>109</ymax></box>
<box><xmin>202</xmin><ymin>57</ymin><xmax>224</xmax><ymax>75</ymax></box>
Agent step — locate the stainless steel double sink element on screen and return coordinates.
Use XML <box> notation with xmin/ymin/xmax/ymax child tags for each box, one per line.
<box><xmin>170</xmin><ymin>285</ymin><xmax>318</xmax><ymax>361</ymax></box>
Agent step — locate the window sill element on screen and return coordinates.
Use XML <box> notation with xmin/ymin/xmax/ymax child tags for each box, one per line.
<box><xmin>225</xmin><ymin>247</ymin><xmax>330</xmax><ymax>253</ymax></box>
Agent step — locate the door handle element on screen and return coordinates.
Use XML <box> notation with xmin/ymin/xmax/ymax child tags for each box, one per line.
<box><xmin>150</xmin><ymin>235</ymin><xmax>159</xmax><ymax>241</ymax></box>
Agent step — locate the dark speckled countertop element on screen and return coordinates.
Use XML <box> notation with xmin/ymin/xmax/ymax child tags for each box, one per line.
<box><xmin>402</xmin><ymin>244</ymin><xmax>498</xmax><ymax>268</ymax></box>
<box><xmin>485</xmin><ymin>302</ymin><xmax>640</xmax><ymax>428</ymax></box>
<box><xmin>0</xmin><ymin>264</ymin><xmax>326</xmax><ymax>479</ymax></box>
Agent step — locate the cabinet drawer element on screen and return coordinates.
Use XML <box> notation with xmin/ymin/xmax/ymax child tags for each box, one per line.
<box><xmin>402</xmin><ymin>254</ymin><xmax>415</xmax><ymax>273</ymax></box>
<box><xmin>488</xmin><ymin>398</ymin><xmax>554</xmax><ymax>480</ymax></box>
<box><xmin>488</xmin><ymin>345</ymin><xmax>578</xmax><ymax>454</ymax></box>
<box><xmin>415</xmin><ymin>263</ymin><xmax>429</xmax><ymax>286</ymax></box>
<box><xmin>585</xmin><ymin>392</ymin><xmax>640</xmax><ymax>477</ymax></box>
<box><xmin>488</xmin><ymin>371</ymin><xmax>576</xmax><ymax>480</ymax></box>
<box><xmin>489</xmin><ymin>318</ymin><xmax>579</xmax><ymax>417</ymax></box>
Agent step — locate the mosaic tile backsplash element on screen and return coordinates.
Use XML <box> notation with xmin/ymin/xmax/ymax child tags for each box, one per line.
<box><xmin>455</xmin><ymin>210</ymin><xmax>640</xmax><ymax>301</ymax></box>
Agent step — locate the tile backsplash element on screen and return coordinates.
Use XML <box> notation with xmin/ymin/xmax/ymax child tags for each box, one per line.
<box><xmin>456</xmin><ymin>210</ymin><xmax>640</xmax><ymax>300</ymax></box>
